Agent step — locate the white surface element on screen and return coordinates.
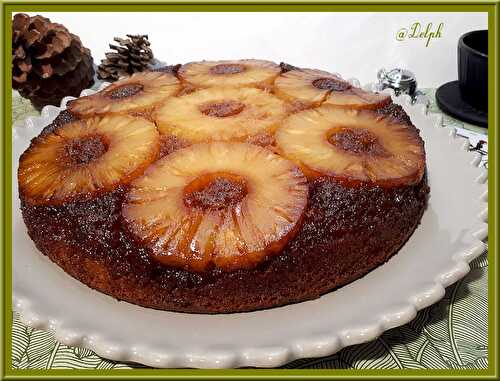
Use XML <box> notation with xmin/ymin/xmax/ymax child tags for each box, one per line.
<box><xmin>12</xmin><ymin>88</ymin><xmax>488</xmax><ymax>368</ymax></box>
<box><xmin>21</xmin><ymin>12</ymin><xmax>487</xmax><ymax>88</ymax></box>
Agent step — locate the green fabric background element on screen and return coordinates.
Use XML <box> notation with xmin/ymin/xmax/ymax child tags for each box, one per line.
<box><xmin>11</xmin><ymin>89</ymin><xmax>488</xmax><ymax>369</ymax></box>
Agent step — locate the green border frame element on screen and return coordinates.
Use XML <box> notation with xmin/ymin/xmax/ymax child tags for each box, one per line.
<box><xmin>1</xmin><ymin>1</ymin><xmax>498</xmax><ymax>378</ymax></box>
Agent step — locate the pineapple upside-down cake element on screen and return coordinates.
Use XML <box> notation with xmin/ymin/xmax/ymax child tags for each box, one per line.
<box><xmin>18</xmin><ymin>59</ymin><xmax>428</xmax><ymax>313</ymax></box>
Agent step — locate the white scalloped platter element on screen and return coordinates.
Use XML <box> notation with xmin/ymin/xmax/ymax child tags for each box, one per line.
<box><xmin>12</xmin><ymin>87</ymin><xmax>488</xmax><ymax>368</ymax></box>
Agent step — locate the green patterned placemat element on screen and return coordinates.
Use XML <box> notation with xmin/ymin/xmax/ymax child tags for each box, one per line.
<box><xmin>11</xmin><ymin>90</ymin><xmax>488</xmax><ymax>370</ymax></box>
<box><xmin>12</xmin><ymin>90</ymin><xmax>40</xmax><ymax>126</ymax></box>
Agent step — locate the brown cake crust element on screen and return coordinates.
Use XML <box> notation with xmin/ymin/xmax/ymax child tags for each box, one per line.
<box><xmin>19</xmin><ymin>75</ymin><xmax>429</xmax><ymax>313</ymax></box>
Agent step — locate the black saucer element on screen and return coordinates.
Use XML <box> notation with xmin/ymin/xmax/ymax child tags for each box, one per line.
<box><xmin>435</xmin><ymin>80</ymin><xmax>487</xmax><ymax>127</ymax></box>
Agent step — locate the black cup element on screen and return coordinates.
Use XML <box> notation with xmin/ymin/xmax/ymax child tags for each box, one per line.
<box><xmin>458</xmin><ymin>30</ymin><xmax>488</xmax><ymax>111</ymax></box>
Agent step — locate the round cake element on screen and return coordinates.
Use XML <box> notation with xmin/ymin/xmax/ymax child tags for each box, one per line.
<box><xmin>18</xmin><ymin>59</ymin><xmax>429</xmax><ymax>313</ymax></box>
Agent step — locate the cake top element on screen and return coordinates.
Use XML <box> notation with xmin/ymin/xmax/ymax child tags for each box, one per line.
<box><xmin>18</xmin><ymin>59</ymin><xmax>425</xmax><ymax>272</ymax></box>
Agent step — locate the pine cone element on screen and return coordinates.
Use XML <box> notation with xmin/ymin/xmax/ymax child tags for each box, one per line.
<box><xmin>12</xmin><ymin>13</ymin><xmax>95</xmax><ymax>111</ymax></box>
<box><xmin>97</xmin><ymin>34</ymin><xmax>154</xmax><ymax>81</ymax></box>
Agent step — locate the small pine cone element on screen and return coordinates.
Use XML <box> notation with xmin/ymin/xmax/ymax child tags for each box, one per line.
<box><xmin>97</xmin><ymin>34</ymin><xmax>154</xmax><ymax>82</ymax></box>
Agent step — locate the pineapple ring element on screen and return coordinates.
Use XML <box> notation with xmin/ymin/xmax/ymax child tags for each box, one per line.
<box><xmin>153</xmin><ymin>87</ymin><xmax>288</xmax><ymax>143</ymax></box>
<box><xmin>18</xmin><ymin>115</ymin><xmax>160</xmax><ymax>205</ymax></box>
<box><xmin>323</xmin><ymin>87</ymin><xmax>392</xmax><ymax>110</ymax></box>
<box><xmin>178</xmin><ymin>59</ymin><xmax>281</xmax><ymax>88</ymax></box>
<box><xmin>274</xmin><ymin>68</ymin><xmax>391</xmax><ymax>109</ymax></box>
<box><xmin>122</xmin><ymin>142</ymin><xmax>308</xmax><ymax>272</ymax></box>
<box><xmin>275</xmin><ymin>106</ymin><xmax>425</xmax><ymax>187</ymax></box>
<box><xmin>68</xmin><ymin>71</ymin><xmax>181</xmax><ymax>117</ymax></box>
<box><xmin>274</xmin><ymin>68</ymin><xmax>343</xmax><ymax>106</ymax></box>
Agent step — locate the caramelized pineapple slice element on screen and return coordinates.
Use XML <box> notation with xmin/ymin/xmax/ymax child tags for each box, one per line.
<box><xmin>68</xmin><ymin>71</ymin><xmax>181</xmax><ymax>117</ymax></box>
<box><xmin>323</xmin><ymin>87</ymin><xmax>392</xmax><ymax>109</ymax></box>
<box><xmin>153</xmin><ymin>87</ymin><xmax>287</xmax><ymax>143</ymax></box>
<box><xmin>18</xmin><ymin>115</ymin><xmax>160</xmax><ymax>205</ymax></box>
<box><xmin>275</xmin><ymin>106</ymin><xmax>425</xmax><ymax>187</ymax></box>
<box><xmin>178</xmin><ymin>59</ymin><xmax>281</xmax><ymax>89</ymax></box>
<box><xmin>274</xmin><ymin>68</ymin><xmax>391</xmax><ymax>109</ymax></box>
<box><xmin>274</xmin><ymin>68</ymin><xmax>342</xmax><ymax>107</ymax></box>
<box><xmin>122</xmin><ymin>142</ymin><xmax>308</xmax><ymax>272</ymax></box>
